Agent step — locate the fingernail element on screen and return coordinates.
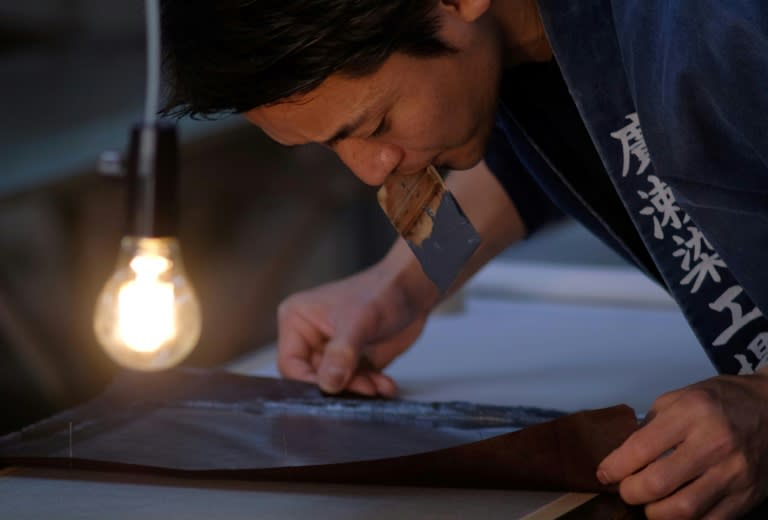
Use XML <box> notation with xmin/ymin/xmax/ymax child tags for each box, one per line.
<box><xmin>319</xmin><ymin>367</ymin><xmax>346</xmax><ymax>393</ymax></box>
<box><xmin>597</xmin><ymin>469</ymin><xmax>610</xmax><ymax>485</ymax></box>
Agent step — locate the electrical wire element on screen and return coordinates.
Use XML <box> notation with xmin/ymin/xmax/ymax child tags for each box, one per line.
<box><xmin>137</xmin><ymin>0</ymin><xmax>162</xmax><ymax>235</ymax></box>
<box><xmin>144</xmin><ymin>0</ymin><xmax>161</xmax><ymax>125</ymax></box>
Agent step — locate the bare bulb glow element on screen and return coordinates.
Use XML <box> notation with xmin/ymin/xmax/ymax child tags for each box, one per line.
<box><xmin>94</xmin><ymin>237</ymin><xmax>201</xmax><ymax>370</ymax></box>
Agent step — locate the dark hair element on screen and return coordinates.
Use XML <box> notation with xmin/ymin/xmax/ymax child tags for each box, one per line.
<box><xmin>161</xmin><ymin>1</ymin><xmax>454</xmax><ymax>119</ymax></box>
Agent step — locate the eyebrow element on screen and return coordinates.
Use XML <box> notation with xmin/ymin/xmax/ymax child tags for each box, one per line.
<box><xmin>322</xmin><ymin>110</ymin><xmax>370</xmax><ymax>148</ymax></box>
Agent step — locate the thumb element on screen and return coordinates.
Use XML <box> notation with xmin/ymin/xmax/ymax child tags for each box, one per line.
<box><xmin>317</xmin><ymin>338</ymin><xmax>360</xmax><ymax>394</ymax></box>
<box><xmin>317</xmin><ymin>312</ymin><xmax>374</xmax><ymax>394</ymax></box>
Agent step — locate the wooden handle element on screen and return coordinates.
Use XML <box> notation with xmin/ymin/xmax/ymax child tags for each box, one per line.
<box><xmin>377</xmin><ymin>166</ymin><xmax>445</xmax><ymax>239</ymax></box>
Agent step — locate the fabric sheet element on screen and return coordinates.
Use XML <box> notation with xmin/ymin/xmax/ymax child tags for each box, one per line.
<box><xmin>0</xmin><ymin>369</ymin><xmax>637</xmax><ymax>492</ymax></box>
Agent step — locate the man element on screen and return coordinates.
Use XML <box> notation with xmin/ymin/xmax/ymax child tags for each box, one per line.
<box><xmin>161</xmin><ymin>1</ymin><xmax>768</xmax><ymax>517</ymax></box>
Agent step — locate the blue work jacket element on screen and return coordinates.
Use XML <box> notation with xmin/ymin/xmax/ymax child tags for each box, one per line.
<box><xmin>485</xmin><ymin>0</ymin><xmax>768</xmax><ymax>375</ymax></box>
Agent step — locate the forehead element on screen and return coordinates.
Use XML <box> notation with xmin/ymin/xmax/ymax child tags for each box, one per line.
<box><xmin>244</xmin><ymin>51</ymin><xmax>438</xmax><ymax>145</ymax></box>
<box><xmin>244</xmin><ymin>67</ymin><xmax>391</xmax><ymax>146</ymax></box>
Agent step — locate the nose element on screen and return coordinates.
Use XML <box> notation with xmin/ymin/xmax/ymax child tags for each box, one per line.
<box><xmin>334</xmin><ymin>138</ymin><xmax>404</xmax><ymax>186</ymax></box>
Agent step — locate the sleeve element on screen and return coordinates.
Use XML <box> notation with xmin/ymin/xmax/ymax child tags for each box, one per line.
<box><xmin>617</xmin><ymin>0</ymin><xmax>768</xmax><ymax>313</ymax></box>
<box><xmin>483</xmin><ymin>119</ymin><xmax>563</xmax><ymax>237</ymax></box>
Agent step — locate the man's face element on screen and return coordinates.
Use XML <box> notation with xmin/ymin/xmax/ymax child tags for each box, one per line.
<box><xmin>245</xmin><ymin>4</ymin><xmax>501</xmax><ymax>185</ymax></box>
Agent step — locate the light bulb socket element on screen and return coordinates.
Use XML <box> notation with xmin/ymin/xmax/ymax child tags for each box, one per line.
<box><xmin>125</xmin><ymin>122</ymin><xmax>179</xmax><ymax>238</ymax></box>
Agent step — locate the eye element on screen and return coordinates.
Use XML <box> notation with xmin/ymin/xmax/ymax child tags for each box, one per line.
<box><xmin>369</xmin><ymin>117</ymin><xmax>389</xmax><ymax>138</ymax></box>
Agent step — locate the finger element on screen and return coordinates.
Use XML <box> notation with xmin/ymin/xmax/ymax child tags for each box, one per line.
<box><xmin>317</xmin><ymin>311</ymin><xmax>376</xmax><ymax>393</ymax></box>
<box><xmin>345</xmin><ymin>373</ymin><xmax>378</xmax><ymax>397</ymax></box>
<box><xmin>598</xmin><ymin>407</ymin><xmax>688</xmax><ymax>484</ymax></box>
<box><xmin>619</xmin><ymin>440</ymin><xmax>708</xmax><ymax>504</ymax></box>
<box><xmin>277</xmin><ymin>307</ymin><xmax>327</xmax><ymax>381</ymax></box>
<box><xmin>650</xmin><ymin>389</ymin><xmax>686</xmax><ymax>413</ymax></box>
<box><xmin>332</xmin><ymin>368</ymin><xmax>396</xmax><ymax>398</ymax></box>
<box><xmin>278</xmin><ymin>355</ymin><xmax>317</xmax><ymax>383</ymax></box>
<box><xmin>700</xmin><ymin>492</ymin><xmax>754</xmax><ymax>520</ymax></box>
<box><xmin>643</xmin><ymin>468</ymin><xmax>729</xmax><ymax>520</ymax></box>
<box><xmin>310</xmin><ymin>351</ymin><xmax>323</xmax><ymax>371</ymax></box>
<box><xmin>312</xmin><ymin>292</ymin><xmax>395</xmax><ymax>394</ymax></box>
<box><xmin>317</xmin><ymin>339</ymin><xmax>359</xmax><ymax>393</ymax></box>
<box><xmin>346</xmin><ymin>373</ymin><xmax>397</xmax><ymax>398</ymax></box>
<box><xmin>353</xmin><ymin>354</ymin><xmax>398</xmax><ymax>397</ymax></box>
<box><xmin>277</xmin><ymin>327</ymin><xmax>320</xmax><ymax>383</ymax></box>
<box><xmin>369</xmin><ymin>371</ymin><xmax>398</xmax><ymax>398</ymax></box>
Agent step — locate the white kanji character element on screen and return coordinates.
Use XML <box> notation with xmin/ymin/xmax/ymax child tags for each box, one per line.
<box><xmin>748</xmin><ymin>333</ymin><xmax>768</xmax><ymax>366</ymax></box>
<box><xmin>638</xmin><ymin>176</ymin><xmax>684</xmax><ymax>239</ymax></box>
<box><xmin>735</xmin><ymin>354</ymin><xmax>754</xmax><ymax>374</ymax></box>
<box><xmin>610</xmin><ymin>113</ymin><xmax>651</xmax><ymax>177</ymax></box>
<box><xmin>733</xmin><ymin>333</ymin><xmax>768</xmax><ymax>374</ymax></box>
<box><xmin>680</xmin><ymin>252</ymin><xmax>726</xmax><ymax>293</ymax></box>
<box><xmin>673</xmin><ymin>226</ymin><xmax>714</xmax><ymax>271</ymax></box>
<box><xmin>709</xmin><ymin>285</ymin><xmax>764</xmax><ymax>346</ymax></box>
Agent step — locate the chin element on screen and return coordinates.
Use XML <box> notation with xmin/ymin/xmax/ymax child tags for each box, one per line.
<box><xmin>447</xmin><ymin>118</ymin><xmax>496</xmax><ymax>171</ymax></box>
<box><xmin>441</xmin><ymin>146</ymin><xmax>485</xmax><ymax>172</ymax></box>
<box><xmin>445</xmin><ymin>159</ymin><xmax>478</xmax><ymax>172</ymax></box>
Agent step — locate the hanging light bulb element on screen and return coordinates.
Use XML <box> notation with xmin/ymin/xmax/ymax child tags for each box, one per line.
<box><xmin>94</xmin><ymin>123</ymin><xmax>202</xmax><ymax>371</ymax></box>
<box><xmin>94</xmin><ymin>236</ymin><xmax>201</xmax><ymax>370</ymax></box>
<box><xmin>94</xmin><ymin>1</ymin><xmax>201</xmax><ymax>371</ymax></box>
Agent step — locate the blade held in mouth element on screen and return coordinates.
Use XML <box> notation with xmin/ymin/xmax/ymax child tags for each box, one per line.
<box><xmin>377</xmin><ymin>166</ymin><xmax>481</xmax><ymax>294</ymax></box>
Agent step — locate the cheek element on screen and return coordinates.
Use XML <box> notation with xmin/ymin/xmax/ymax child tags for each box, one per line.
<box><xmin>386</xmin><ymin>78</ymin><xmax>481</xmax><ymax>153</ymax></box>
<box><xmin>392</xmin><ymin>109</ymin><xmax>460</xmax><ymax>152</ymax></box>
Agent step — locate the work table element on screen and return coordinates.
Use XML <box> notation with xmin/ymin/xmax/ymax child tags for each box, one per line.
<box><xmin>0</xmin><ymin>264</ymin><xmax>715</xmax><ymax>518</ymax></box>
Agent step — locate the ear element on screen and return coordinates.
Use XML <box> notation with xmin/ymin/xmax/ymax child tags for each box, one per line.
<box><xmin>439</xmin><ymin>0</ymin><xmax>492</xmax><ymax>23</ymax></box>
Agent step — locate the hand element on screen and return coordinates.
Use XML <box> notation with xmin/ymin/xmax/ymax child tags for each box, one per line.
<box><xmin>277</xmin><ymin>261</ymin><xmax>435</xmax><ymax>397</ymax></box>
<box><xmin>597</xmin><ymin>373</ymin><xmax>768</xmax><ymax>519</ymax></box>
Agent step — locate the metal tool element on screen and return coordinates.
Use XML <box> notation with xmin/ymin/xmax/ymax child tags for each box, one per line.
<box><xmin>377</xmin><ymin>165</ymin><xmax>481</xmax><ymax>294</ymax></box>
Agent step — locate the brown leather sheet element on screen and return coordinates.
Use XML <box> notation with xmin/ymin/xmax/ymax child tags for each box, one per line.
<box><xmin>0</xmin><ymin>369</ymin><xmax>637</xmax><ymax>492</ymax></box>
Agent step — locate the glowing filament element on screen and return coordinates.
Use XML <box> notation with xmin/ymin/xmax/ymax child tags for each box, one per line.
<box><xmin>116</xmin><ymin>255</ymin><xmax>175</xmax><ymax>353</ymax></box>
